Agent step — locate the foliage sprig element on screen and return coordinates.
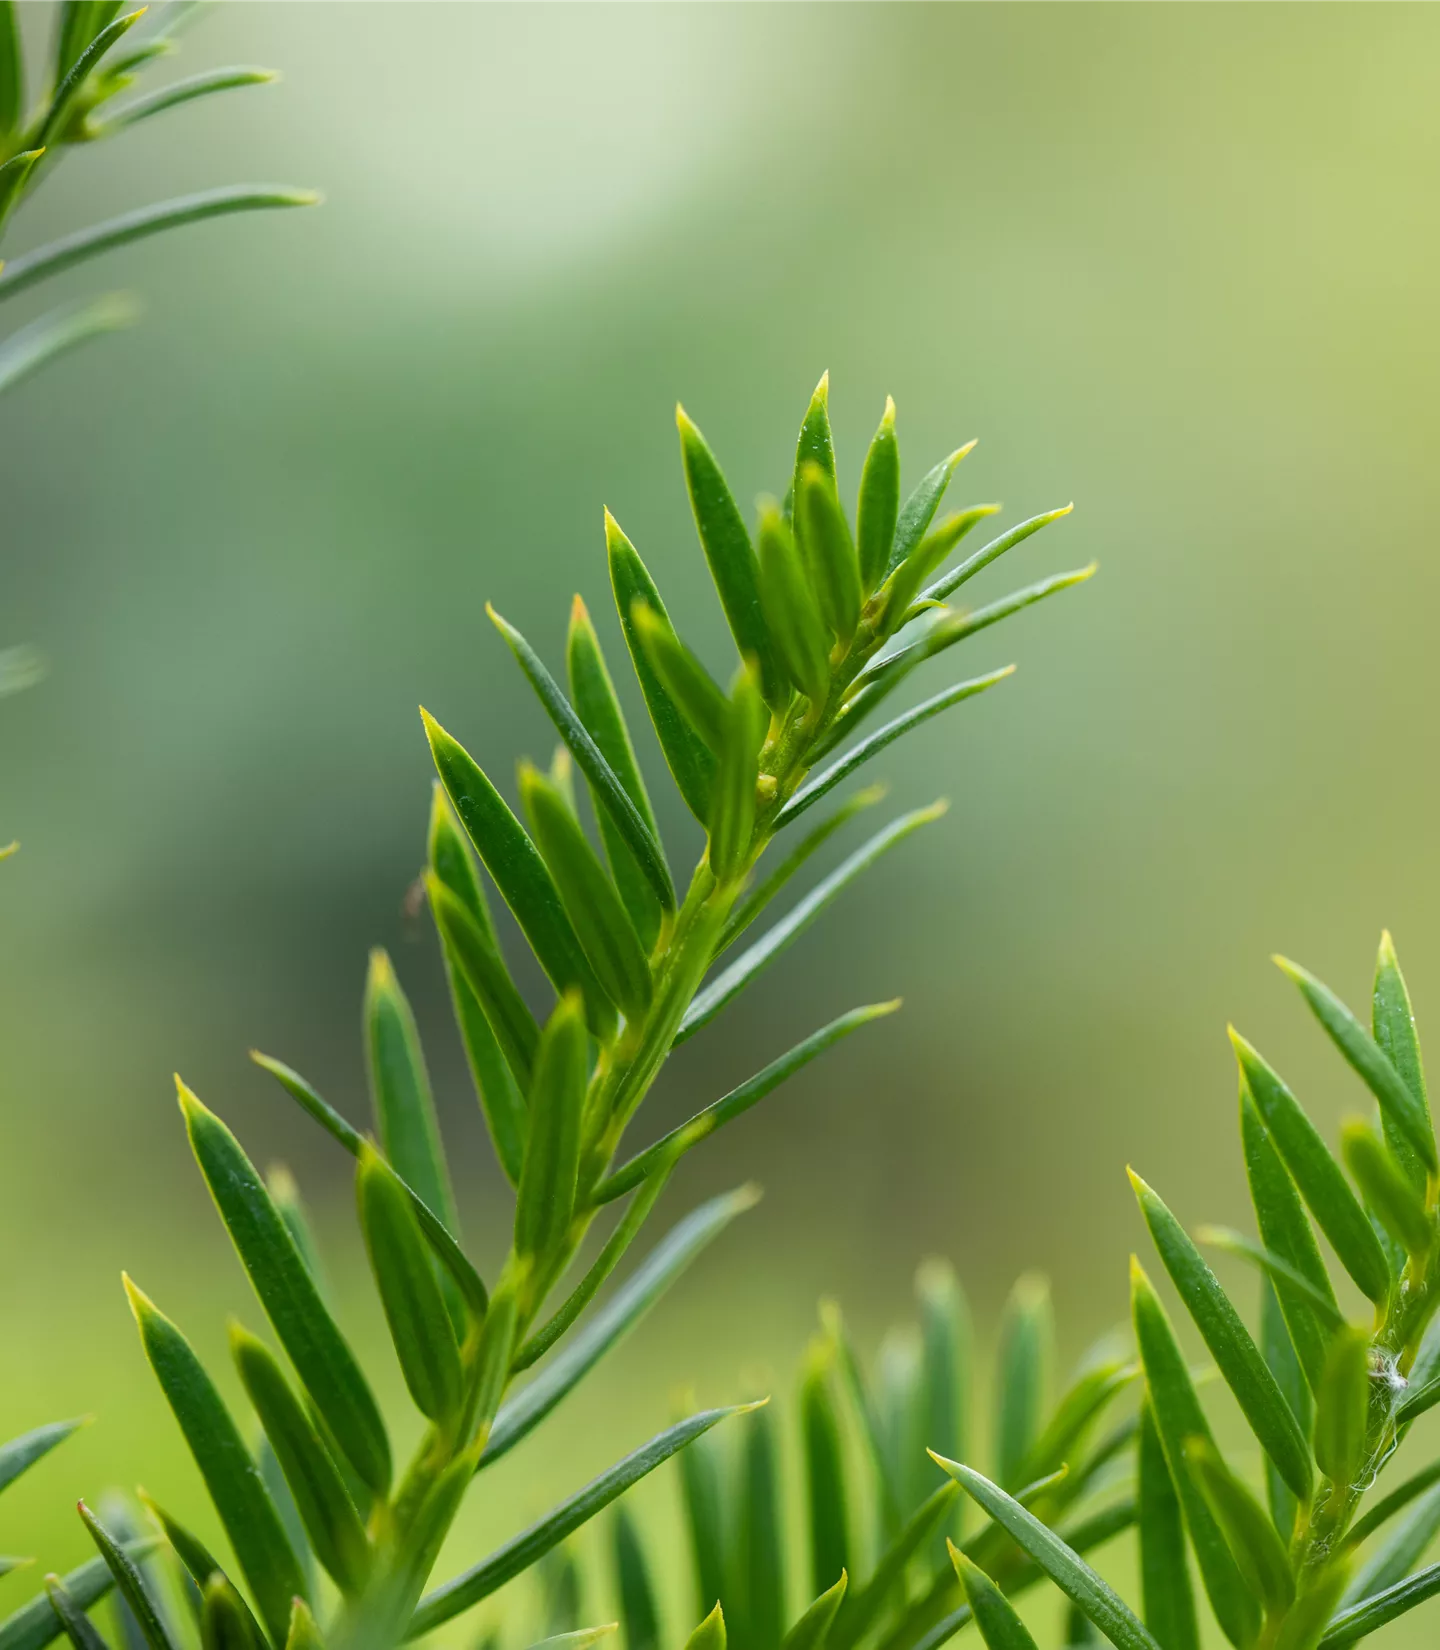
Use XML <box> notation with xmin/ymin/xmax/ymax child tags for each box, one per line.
<box><xmin>14</xmin><ymin>377</ymin><xmax>1088</xmax><ymax>1650</ymax></box>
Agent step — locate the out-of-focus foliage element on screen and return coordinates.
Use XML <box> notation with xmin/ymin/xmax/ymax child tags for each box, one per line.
<box><xmin>0</xmin><ymin>0</ymin><xmax>311</xmax><ymax>843</ymax></box>
<box><xmin>604</xmin><ymin>1262</ymin><xmax>1135</xmax><ymax>1650</ymax></box>
<box><xmin>0</xmin><ymin>0</ymin><xmax>312</xmax><ymax>396</ymax></box>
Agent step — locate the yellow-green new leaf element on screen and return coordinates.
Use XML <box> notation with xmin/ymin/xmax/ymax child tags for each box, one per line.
<box><xmin>1183</xmin><ymin>1439</ymin><xmax>1295</xmax><ymax>1619</ymax></box>
<box><xmin>514</xmin><ymin>994</ymin><xmax>587</xmax><ymax>1266</ymax></box>
<box><xmin>684</xmin><ymin>1606</ymin><xmax>726</xmax><ymax>1650</ymax></box>
<box><xmin>428</xmin><ymin>789</ymin><xmax>528</xmax><ymax>1184</ymax></box>
<box><xmin>1130</xmin><ymin>1171</ymin><xmax>1312</xmax><ymax>1500</ymax></box>
<box><xmin>1340</xmin><ymin>1118</ymin><xmax>1433</xmax><ymax>1263</ymax></box>
<box><xmin>36</xmin><ymin>9</ymin><xmax>145</xmax><ymax>148</ymax></box>
<box><xmin>285</xmin><ymin>1601</ymin><xmax>324</xmax><ymax>1650</ymax></box>
<box><xmin>98</xmin><ymin>66</ymin><xmax>277</xmax><ymax>135</ymax></box>
<box><xmin>631</xmin><ymin>602</ymin><xmax>729</xmax><ymax>754</ymax></box>
<box><xmin>566</xmin><ymin>595</ymin><xmax>664</xmax><ymax>950</ymax></box>
<box><xmin>423</xmin><ymin>709</ymin><xmax>616</xmax><ymax>1040</ymax></box>
<box><xmin>757</xmin><ymin>503</ymin><xmax>830</xmax><ymax>705</ymax></box>
<box><xmin>948</xmin><ymin>1545</ymin><xmax>1038</xmax><ymax>1650</ymax></box>
<box><xmin>177</xmin><ymin>1082</ymin><xmax>391</xmax><ymax>1495</ymax></box>
<box><xmin>1231</xmin><ymin>1031</ymin><xmax>1391</xmax><ymax>1305</ymax></box>
<box><xmin>426</xmin><ymin>872</ymin><xmax>540</xmax><ymax>1096</ymax></box>
<box><xmin>1372</xmin><ymin>931</ymin><xmax>1432</xmax><ymax>1192</ymax></box>
<box><xmin>520</xmin><ymin>763</ymin><xmax>652</xmax><ymax>1022</ymax></box>
<box><xmin>885</xmin><ymin>444</ymin><xmax>974</xmax><ymax>578</ymax></box>
<box><xmin>781</xmin><ymin>1574</ymin><xmax>847</xmax><ymax>1650</ymax></box>
<box><xmin>525</xmin><ymin>1632</ymin><xmax>617</xmax><ymax>1650</ymax></box>
<box><xmin>1277</xmin><ymin>955</ymin><xmax>1438</xmax><ymax>1175</ymax></box>
<box><xmin>882</xmin><ymin>506</ymin><xmax>997</xmax><ymax>631</ymax></box>
<box><xmin>606</xmin><ymin>513</ymin><xmax>715</xmax><ymax>823</ymax></box>
<box><xmin>709</xmin><ymin>667</ymin><xmax>766</xmax><ymax>881</ymax></box>
<box><xmin>267</xmin><ymin>1165</ymin><xmax>328</xmax><ymax>1300</ymax></box>
<box><xmin>1238</xmin><ymin>1088</ymin><xmax>1337</xmax><ymax>1394</ymax></box>
<box><xmin>856</xmin><ymin>397</ymin><xmax>899</xmax><ymax>593</ymax></box>
<box><xmin>797</xmin><ymin>461</ymin><xmax>861</xmax><ymax>644</ymax></box>
<box><xmin>794</xmin><ymin>371</ymin><xmax>836</xmax><ymax>485</ymax></box>
<box><xmin>356</xmin><ymin>1149</ymin><xmax>463</xmax><ymax>1427</ymax></box>
<box><xmin>122</xmin><ymin>1279</ymin><xmax>308</xmax><ymax>1647</ymax></box>
<box><xmin>920</xmin><ymin>505</ymin><xmax>1075</xmax><ymax>607</ymax></box>
<box><xmin>364</xmin><ymin>949</ymin><xmax>459</xmax><ymax>1242</ymax></box>
<box><xmin>678</xmin><ymin>407</ymin><xmax>785</xmax><ymax>708</ymax></box>
<box><xmin>1314</xmin><ymin>1327</ymin><xmax>1370</xmax><ymax>1491</ymax></box>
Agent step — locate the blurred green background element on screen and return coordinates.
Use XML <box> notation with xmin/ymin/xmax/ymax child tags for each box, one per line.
<box><xmin>5</xmin><ymin>2</ymin><xmax>1440</xmax><ymax>1643</ymax></box>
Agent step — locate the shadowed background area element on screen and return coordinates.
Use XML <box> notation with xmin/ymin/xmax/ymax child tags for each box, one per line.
<box><xmin>4</xmin><ymin>3</ymin><xmax>1440</xmax><ymax>1644</ymax></box>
